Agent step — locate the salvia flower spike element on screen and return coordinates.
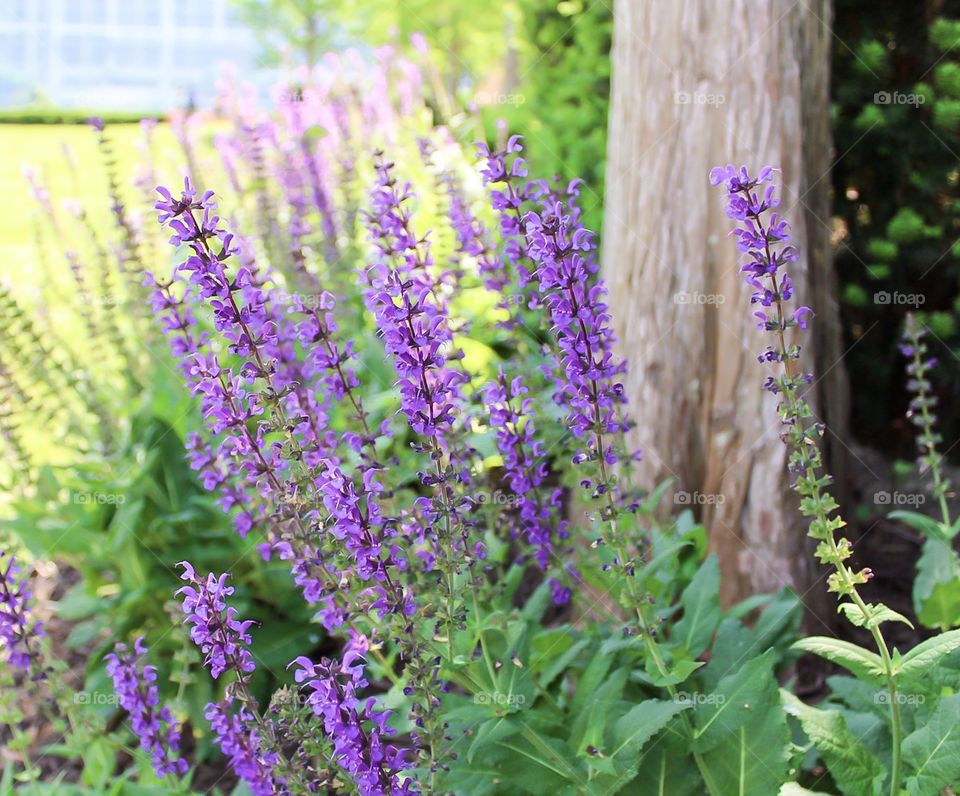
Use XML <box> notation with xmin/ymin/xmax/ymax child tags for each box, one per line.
<box><xmin>105</xmin><ymin>638</ymin><xmax>188</xmax><ymax>777</ymax></box>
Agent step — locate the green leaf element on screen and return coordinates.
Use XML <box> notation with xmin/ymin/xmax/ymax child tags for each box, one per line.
<box><xmin>636</xmin><ymin>538</ymin><xmax>692</xmax><ymax>585</ymax></box>
<box><xmin>694</xmin><ymin>650</ymin><xmax>789</xmax><ymax>795</ymax></box>
<box><xmin>913</xmin><ymin>538</ymin><xmax>960</xmax><ymax>629</ymax></box>
<box><xmin>725</xmin><ymin>593</ymin><xmax>774</xmax><ymax>621</ymax></box>
<box><xmin>591</xmin><ymin>700</ymin><xmax>690</xmax><ymax>791</ymax></box>
<box><xmin>918</xmin><ymin>579</ymin><xmax>960</xmax><ymax>630</ymax></box>
<box><xmin>838</xmin><ymin>602</ymin><xmax>914</xmax><ymax>630</ymax></box>
<box><xmin>792</xmin><ymin>637</ymin><xmax>886</xmax><ymax>684</ymax></box>
<box><xmin>897</xmin><ymin>629</ymin><xmax>960</xmax><ymax>679</ymax></box>
<box><xmin>782</xmin><ymin>691</ymin><xmax>886</xmax><ymax>796</ymax></box>
<box><xmin>914</xmin><ymin>538</ymin><xmax>958</xmax><ymax>597</ymax></box>
<box><xmin>532</xmin><ymin>634</ymin><xmax>589</xmax><ymax>690</ymax></box>
<box><xmin>79</xmin><ymin>737</ymin><xmax>114</xmax><ymax>791</ymax></box>
<box><xmin>569</xmin><ymin>667</ymin><xmax>628</xmax><ymax>756</ymax></box>
<box><xmin>700</xmin><ymin>618</ymin><xmax>754</xmax><ymax>692</ymax></box>
<box><xmin>630</xmin><ymin>719</ymin><xmax>701</xmax><ymax>796</ymax></box>
<box><xmin>468</xmin><ymin>717</ymin><xmax>521</xmax><ymax>764</ymax></box>
<box><xmin>610</xmin><ymin>700</ymin><xmax>688</xmax><ymax>759</ymax></box>
<box><xmin>570</xmin><ymin>648</ymin><xmax>615</xmax><ymax>716</ymax></box>
<box><xmin>674</xmin><ymin>554</ymin><xmax>721</xmax><ymax>658</ymax></box>
<box><xmin>889</xmin><ymin>510</ymin><xmax>948</xmax><ymax>542</ymax></box>
<box><xmin>638</xmin><ymin>657</ymin><xmax>704</xmax><ymax>688</ymax></box>
<box><xmin>902</xmin><ymin>694</ymin><xmax>960</xmax><ymax>796</ymax></box>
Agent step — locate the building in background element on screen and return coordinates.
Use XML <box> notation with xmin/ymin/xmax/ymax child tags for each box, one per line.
<box><xmin>0</xmin><ymin>0</ymin><xmax>263</xmax><ymax>110</ymax></box>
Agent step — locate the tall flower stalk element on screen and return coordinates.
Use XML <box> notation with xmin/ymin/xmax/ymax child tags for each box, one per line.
<box><xmin>901</xmin><ymin>315</ymin><xmax>952</xmax><ymax>527</ymax></box>
<box><xmin>478</xmin><ymin>137</ymin><xmax>734</xmax><ymax>794</ymax></box>
<box><xmin>712</xmin><ymin>164</ymin><xmax>905</xmax><ymax>794</ymax></box>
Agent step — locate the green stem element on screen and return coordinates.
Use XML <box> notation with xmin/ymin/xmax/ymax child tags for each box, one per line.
<box><xmin>764</xmin><ymin>256</ymin><xmax>903</xmax><ymax>796</ymax></box>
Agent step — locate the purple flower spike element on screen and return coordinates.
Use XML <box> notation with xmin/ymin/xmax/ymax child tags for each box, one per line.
<box><xmin>175</xmin><ymin>562</ymin><xmax>256</xmax><ymax>680</ymax></box>
<box><xmin>105</xmin><ymin>638</ymin><xmax>188</xmax><ymax>778</ymax></box>
<box><xmin>711</xmin><ymin>164</ymin><xmax>813</xmax><ymax>332</ymax></box>
<box><xmin>523</xmin><ymin>199</ymin><xmax>629</xmax><ymax>460</ymax></box>
<box><xmin>482</xmin><ymin>372</ymin><xmax>573</xmax><ymax>599</ymax></box>
<box><xmin>0</xmin><ymin>552</ymin><xmax>42</xmax><ymax>672</ymax></box>
<box><xmin>363</xmin><ymin>155</ymin><xmax>466</xmax><ymax>444</ymax></box>
<box><xmin>205</xmin><ymin>701</ymin><xmax>283</xmax><ymax>796</ymax></box>
<box><xmin>292</xmin><ymin>637</ymin><xmax>417</xmax><ymax>795</ymax></box>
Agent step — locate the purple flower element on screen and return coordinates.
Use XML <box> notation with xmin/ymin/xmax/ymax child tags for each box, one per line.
<box><xmin>205</xmin><ymin>700</ymin><xmax>284</xmax><ymax>796</ymax></box>
<box><xmin>175</xmin><ymin>562</ymin><xmax>256</xmax><ymax>680</ymax></box>
<box><xmin>482</xmin><ymin>372</ymin><xmax>573</xmax><ymax>601</ymax></box>
<box><xmin>292</xmin><ymin>637</ymin><xmax>416</xmax><ymax>795</ymax></box>
<box><xmin>710</xmin><ymin>164</ymin><xmax>813</xmax><ymax>333</ymax></box>
<box><xmin>155</xmin><ymin>177</ymin><xmax>213</xmax><ymax>225</ymax></box>
<box><xmin>476</xmin><ymin>135</ymin><xmax>536</xmax><ymax>294</ymax></box>
<box><xmin>105</xmin><ymin>638</ymin><xmax>188</xmax><ymax>777</ymax></box>
<box><xmin>522</xmin><ymin>200</ymin><xmax>628</xmax><ymax>462</ymax></box>
<box><xmin>0</xmin><ymin>552</ymin><xmax>42</xmax><ymax>672</ymax></box>
<box><xmin>363</xmin><ymin>155</ymin><xmax>467</xmax><ymax>442</ymax></box>
<box><xmin>713</xmin><ymin>165</ymin><xmax>876</xmax><ymax>597</ymax></box>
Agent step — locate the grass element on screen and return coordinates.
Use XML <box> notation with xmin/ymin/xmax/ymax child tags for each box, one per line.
<box><xmin>0</xmin><ymin>124</ymin><xmax>190</xmax><ymax>472</ymax></box>
<box><xmin>2</xmin><ymin>125</ymin><xmax>151</xmax><ymax>276</ymax></box>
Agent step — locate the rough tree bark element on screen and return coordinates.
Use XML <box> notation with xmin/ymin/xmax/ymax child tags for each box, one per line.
<box><xmin>602</xmin><ymin>0</ymin><xmax>848</xmax><ymax>613</ymax></box>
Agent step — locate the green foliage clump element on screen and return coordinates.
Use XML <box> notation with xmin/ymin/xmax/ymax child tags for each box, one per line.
<box><xmin>832</xmin><ymin>0</ymin><xmax>960</xmax><ymax>457</ymax></box>
<box><xmin>494</xmin><ymin>0</ymin><xmax>613</xmax><ymax>231</ymax></box>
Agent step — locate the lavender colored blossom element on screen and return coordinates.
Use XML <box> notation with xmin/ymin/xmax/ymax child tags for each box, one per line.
<box><xmin>709</xmin><ymin>164</ymin><xmax>813</xmax><ymax>339</ymax></box>
<box><xmin>482</xmin><ymin>372</ymin><xmax>573</xmax><ymax>601</ymax></box>
<box><xmin>155</xmin><ymin>180</ymin><xmax>348</xmax><ymax>619</ymax></box>
<box><xmin>479</xmin><ymin>138</ymin><xmax>629</xmax><ymax>466</ymax></box>
<box><xmin>105</xmin><ymin>638</ymin><xmax>188</xmax><ymax>777</ymax></box>
<box><xmin>205</xmin><ymin>701</ymin><xmax>284</xmax><ymax>796</ymax></box>
<box><xmin>363</xmin><ymin>156</ymin><xmax>466</xmax><ymax>442</ymax></box>
<box><xmin>292</xmin><ymin>637</ymin><xmax>416</xmax><ymax>795</ymax></box>
<box><xmin>522</xmin><ymin>200</ymin><xmax>629</xmax><ymax>461</ymax></box>
<box><xmin>476</xmin><ymin>135</ymin><xmax>533</xmax><ymax>288</ymax></box>
<box><xmin>175</xmin><ymin>562</ymin><xmax>255</xmax><ymax>680</ymax></box>
<box><xmin>0</xmin><ymin>552</ymin><xmax>42</xmax><ymax>672</ymax></box>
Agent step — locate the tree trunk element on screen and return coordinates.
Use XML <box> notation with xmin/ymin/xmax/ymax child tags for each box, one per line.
<box><xmin>602</xmin><ymin>0</ymin><xmax>847</xmax><ymax>617</ymax></box>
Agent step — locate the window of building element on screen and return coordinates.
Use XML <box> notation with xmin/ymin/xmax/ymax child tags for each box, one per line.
<box><xmin>116</xmin><ymin>0</ymin><xmax>158</xmax><ymax>26</ymax></box>
<box><xmin>62</xmin><ymin>0</ymin><xmax>108</xmax><ymax>25</ymax></box>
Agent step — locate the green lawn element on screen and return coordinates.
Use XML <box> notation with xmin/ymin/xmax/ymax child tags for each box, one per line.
<box><xmin>3</xmin><ymin>125</ymin><xmax>139</xmax><ymax>274</ymax></box>
<box><xmin>0</xmin><ymin>123</ymin><xmax>190</xmax><ymax>470</ymax></box>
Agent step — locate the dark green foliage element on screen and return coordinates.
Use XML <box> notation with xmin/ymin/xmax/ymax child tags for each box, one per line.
<box><xmin>489</xmin><ymin>0</ymin><xmax>612</xmax><ymax>233</ymax></box>
<box><xmin>433</xmin><ymin>515</ymin><xmax>803</xmax><ymax>795</ymax></box>
<box><xmin>832</xmin><ymin>1</ymin><xmax>960</xmax><ymax>455</ymax></box>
